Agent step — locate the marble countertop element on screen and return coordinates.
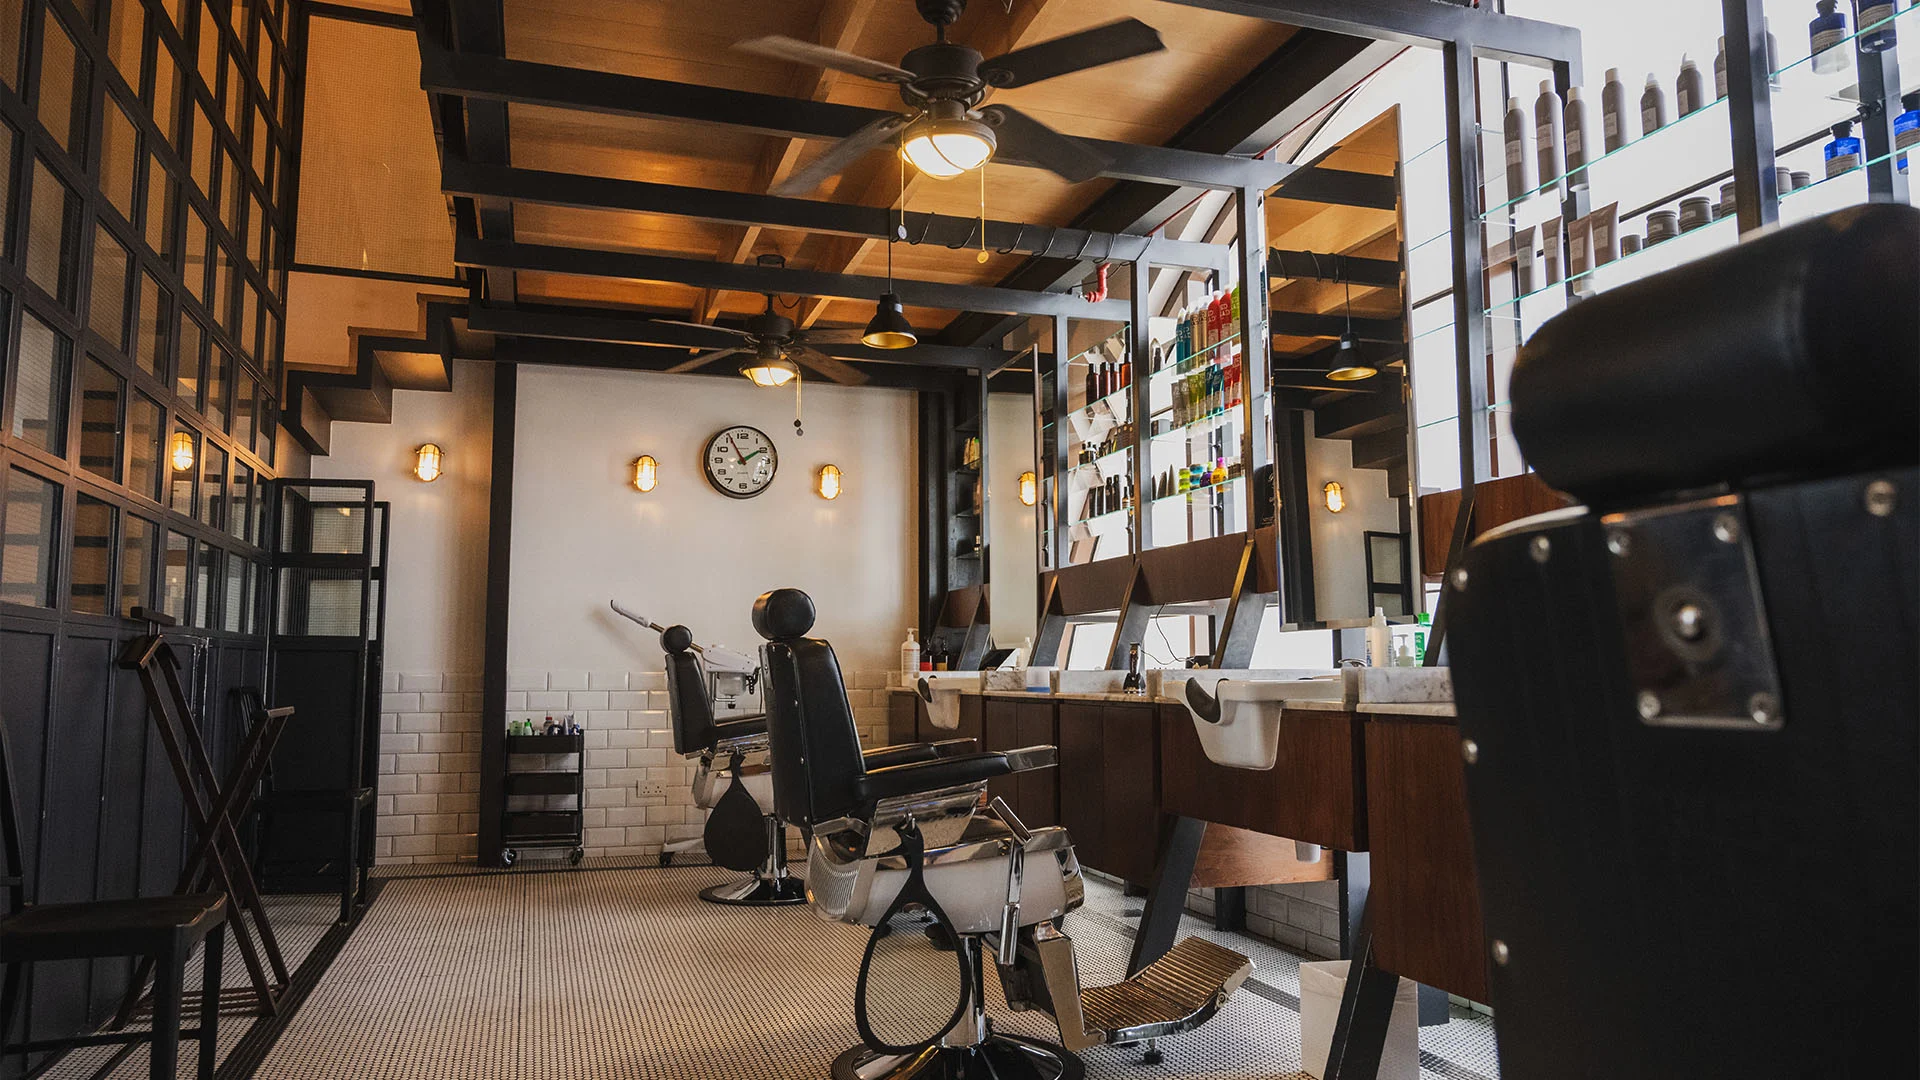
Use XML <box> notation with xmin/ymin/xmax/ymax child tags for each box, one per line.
<box><xmin>1356</xmin><ymin>702</ymin><xmax>1458</xmax><ymax>718</ymax></box>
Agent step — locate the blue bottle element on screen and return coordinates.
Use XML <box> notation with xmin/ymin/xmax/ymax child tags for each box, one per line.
<box><xmin>1809</xmin><ymin>1</ymin><xmax>1850</xmax><ymax>74</ymax></box>
<box><xmin>1824</xmin><ymin>121</ymin><xmax>1863</xmax><ymax>179</ymax></box>
<box><xmin>1854</xmin><ymin>1</ymin><xmax>1897</xmax><ymax>53</ymax></box>
<box><xmin>1895</xmin><ymin>90</ymin><xmax>1919</xmax><ymax>175</ymax></box>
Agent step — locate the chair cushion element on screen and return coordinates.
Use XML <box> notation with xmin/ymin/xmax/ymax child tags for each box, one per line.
<box><xmin>1</xmin><ymin>894</ymin><xmax>226</xmax><ymax>962</ymax></box>
<box><xmin>712</xmin><ymin>714</ymin><xmax>768</xmax><ymax>742</ymax></box>
<box><xmin>857</xmin><ymin>752</ymin><xmax>1012</xmax><ymax>803</ymax></box>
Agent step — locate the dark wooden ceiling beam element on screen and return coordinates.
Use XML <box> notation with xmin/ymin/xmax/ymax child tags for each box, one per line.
<box><xmin>487</xmin><ymin>337</ymin><xmax>968</xmax><ymax>391</ymax></box>
<box><xmin>453</xmin><ymin>233</ymin><xmax>1133</xmax><ymax>321</ymax></box>
<box><xmin>416</xmin><ymin>47</ymin><xmax>1305</xmax><ymax>193</ymax></box>
<box><xmin>438</xmin><ymin>161</ymin><xmax>1230</xmax><ymax>271</ymax></box>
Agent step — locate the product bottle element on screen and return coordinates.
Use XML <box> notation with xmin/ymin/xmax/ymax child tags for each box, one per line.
<box><xmin>901</xmin><ymin>628</ymin><xmax>920</xmax><ymax>679</ymax></box>
<box><xmin>1714</xmin><ymin>36</ymin><xmax>1728</xmax><ymax>100</ymax></box>
<box><xmin>1211</xmin><ymin>458</ymin><xmax>1228</xmax><ymax>485</ymax></box>
<box><xmin>1601</xmin><ymin>68</ymin><xmax>1632</xmax><ymax>153</ymax></box>
<box><xmin>1414</xmin><ymin>612</ymin><xmax>1431</xmax><ymax>665</ymax></box>
<box><xmin>1534</xmin><ymin>80</ymin><xmax>1564</xmax><ymax>187</ymax></box>
<box><xmin>1502</xmin><ymin>96</ymin><xmax>1533</xmax><ymax>198</ymax></box>
<box><xmin>1563</xmin><ymin>85</ymin><xmax>1591</xmax><ymax>181</ymax></box>
<box><xmin>1855</xmin><ymin>1</ymin><xmax>1897</xmax><ymax>53</ymax></box>
<box><xmin>1894</xmin><ymin>90</ymin><xmax>1919</xmax><ymax>174</ymax></box>
<box><xmin>1825</xmin><ymin>120</ymin><xmax>1863</xmax><ymax>177</ymax></box>
<box><xmin>1677</xmin><ymin>55</ymin><xmax>1704</xmax><ymax>118</ymax></box>
<box><xmin>1394</xmin><ymin>638</ymin><xmax>1415</xmax><ymax>668</ymax></box>
<box><xmin>1366</xmin><ymin>608</ymin><xmax>1391</xmax><ymax>668</ymax></box>
<box><xmin>1811</xmin><ymin>1</ymin><xmax>1851</xmax><ymax>73</ymax></box>
<box><xmin>1123</xmin><ymin>643</ymin><xmax>1145</xmax><ymax>695</ymax></box>
<box><xmin>1641</xmin><ymin>72</ymin><xmax>1670</xmax><ymax>134</ymax></box>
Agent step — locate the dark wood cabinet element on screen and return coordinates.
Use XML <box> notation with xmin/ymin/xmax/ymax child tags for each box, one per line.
<box><xmin>1365</xmin><ymin>712</ymin><xmax>1487</xmax><ymax>1003</ymax></box>
<box><xmin>1099</xmin><ymin>704</ymin><xmax>1161</xmax><ymax>885</ymax></box>
<box><xmin>886</xmin><ymin>690</ymin><xmax>920</xmax><ymax>746</ymax></box>
<box><xmin>981</xmin><ymin>697</ymin><xmax>1021</xmax><ymax>809</ymax></box>
<box><xmin>1014</xmin><ymin>701</ymin><xmax>1058</xmax><ymax>827</ymax></box>
<box><xmin>1056</xmin><ymin>703</ymin><xmax>1108</xmax><ymax>875</ymax></box>
<box><xmin>1159</xmin><ymin>703</ymin><xmax>1366</xmax><ymax>851</ymax></box>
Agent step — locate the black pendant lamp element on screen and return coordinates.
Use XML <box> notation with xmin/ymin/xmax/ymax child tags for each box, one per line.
<box><xmin>864</xmin><ymin>157</ymin><xmax>919</xmax><ymax>350</ymax></box>
<box><xmin>1325</xmin><ymin>274</ymin><xmax>1376</xmax><ymax>382</ymax></box>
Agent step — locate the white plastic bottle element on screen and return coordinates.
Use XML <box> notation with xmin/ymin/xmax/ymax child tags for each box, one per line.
<box><xmin>900</xmin><ymin>628</ymin><xmax>920</xmax><ymax>681</ymax></box>
<box><xmin>1366</xmin><ymin>608</ymin><xmax>1392</xmax><ymax>668</ymax></box>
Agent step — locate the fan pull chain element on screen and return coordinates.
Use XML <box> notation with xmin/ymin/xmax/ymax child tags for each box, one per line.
<box><xmin>793</xmin><ymin>368</ymin><xmax>804</xmax><ymax>438</ymax></box>
<box><xmin>976</xmin><ymin>168</ymin><xmax>989</xmax><ymax>264</ymax></box>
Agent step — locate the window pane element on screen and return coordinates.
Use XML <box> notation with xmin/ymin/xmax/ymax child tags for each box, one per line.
<box><xmin>106</xmin><ymin>0</ymin><xmax>144</xmax><ymax>90</ymax></box>
<box><xmin>11</xmin><ymin>312</ymin><xmax>71</xmax><ymax>455</ymax></box>
<box><xmin>168</xmin><ymin>424</ymin><xmax>197</xmax><ymax>515</ymax></box>
<box><xmin>101</xmin><ymin>97</ymin><xmax>138</xmax><ymax>223</ymax></box>
<box><xmin>232</xmin><ymin>370</ymin><xmax>254</xmax><ymax>448</ymax></box>
<box><xmin>192</xmin><ymin>542</ymin><xmax>216</xmax><ymax>627</ymax></box>
<box><xmin>240</xmin><ymin>283</ymin><xmax>257</xmax><ymax>359</ymax></box>
<box><xmin>257</xmin><ymin>399</ymin><xmax>274</xmax><ymax>465</ymax></box>
<box><xmin>134</xmin><ymin>271</ymin><xmax>169</xmax><ymax>380</ymax></box>
<box><xmin>122</xmin><ymin>513</ymin><xmax>155</xmax><ymax>616</ymax></box>
<box><xmin>89</xmin><ymin>225</ymin><xmax>131</xmax><ymax>349</ymax></box>
<box><xmin>158</xmin><ymin>0</ymin><xmax>182</xmax><ymax>32</ymax></box>
<box><xmin>198</xmin><ymin>440</ymin><xmax>224</xmax><ymax>528</ymax></box>
<box><xmin>222</xmin><ymin>547</ymin><xmax>244</xmax><ymax>631</ymax></box>
<box><xmin>127</xmin><ymin>391</ymin><xmax>162</xmax><ymax>500</ymax></box>
<box><xmin>0</xmin><ymin>0</ymin><xmax>22</xmax><ymax>90</ymax></box>
<box><xmin>229</xmin><ymin>460</ymin><xmax>251</xmax><ymax>541</ymax></box>
<box><xmin>244</xmin><ymin>558</ymin><xmax>258</xmax><ymax>632</ymax></box>
<box><xmin>36</xmin><ymin>10</ymin><xmax>88</xmax><ymax>162</ymax></box>
<box><xmin>145</xmin><ymin>155</ymin><xmax>176</xmax><ymax>262</ymax></box>
<box><xmin>250</xmin><ymin>103</ymin><xmax>267</xmax><ymax>184</ymax></box>
<box><xmin>78</xmin><ymin>355</ymin><xmax>124</xmax><ymax>483</ymax></box>
<box><xmin>196</xmin><ymin>0</ymin><xmax>218</xmax><ymax>89</ymax></box>
<box><xmin>212</xmin><ymin>242</ymin><xmax>232</xmax><ymax>329</ymax></box>
<box><xmin>182</xmin><ymin>203</ymin><xmax>206</xmax><ymax>300</ymax></box>
<box><xmin>152</xmin><ymin>39</ymin><xmax>180</xmax><ymax>146</ymax></box>
<box><xmin>223</xmin><ymin>149</ymin><xmax>242</xmax><ymax>236</ymax></box>
<box><xmin>71</xmin><ymin>493</ymin><xmax>113</xmax><ymax>614</ymax></box>
<box><xmin>0</xmin><ymin>120</ymin><xmax>14</xmax><ymax>259</ymax></box>
<box><xmin>162</xmin><ymin>530</ymin><xmax>189</xmax><ymax>620</ymax></box>
<box><xmin>224</xmin><ymin>51</ymin><xmax>243</xmax><ymax>136</ymax></box>
<box><xmin>176</xmin><ymin>313</ymin><xmax>203</xmax><ymax>404</ymax></box>
<box><xmin>190</xmin><ymin>98</ymin><xmax>212</xmax><ymax>197</ymax></box>
<box><xmin>26</xmin><ymin>159</ymin><xmax>78</xmax><ymax>306</ymax></box>
<box><xmin>206</xmin><ymin>347</ymin><xmax>229</xmax><ymax>430</ymax></box>
<box><xmin>1</xmin><ymin>468</ymin><xmax>58</xmax><ymax>607</ymax></box>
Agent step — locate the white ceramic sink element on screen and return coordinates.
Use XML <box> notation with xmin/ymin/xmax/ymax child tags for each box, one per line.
<box><xmin>1159</xmin><ymin>670</ymin><xmax>1343</xmax><ymax>771</ymax></box>
<box><xmin>914</xmin><ymin>671</ymin><xmax>985</xmax><ymax>730</ymax></box>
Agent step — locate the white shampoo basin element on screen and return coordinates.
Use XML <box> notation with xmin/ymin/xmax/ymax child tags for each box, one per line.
<box><xmin>1161</xmin><ymin>671</ymin><xmax>1346</xmax><ymax>771</ymax></box>
<box><xmin>914</xmin><ymin>672</ymin><xmax>985</xmax><ymax>730</ymax></box>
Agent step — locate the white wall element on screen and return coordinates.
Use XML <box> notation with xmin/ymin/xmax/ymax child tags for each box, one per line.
<box><xmin>987</xmin><ymin>392</ymin><xmax>1037</xmax><ymax>649</ymax></box>
<box><xmin>1303</xmin><ymin>412</ymin><xmax>1404</xmax><ymax>622</ymax></box>
<box><xmin>507</xmin><ymin>366</ymin><xmax>918</xmax><ymax>678</ymax></box>
<box><xmin>313</xmin><ymin>360</ymin><xmax>494</xmax><ymax>675</ymax></box>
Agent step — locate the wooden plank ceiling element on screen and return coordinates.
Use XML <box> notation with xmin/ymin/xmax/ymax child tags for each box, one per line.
<box><xmin>500</xmin><ymin>0</ymin><xmax>1295</xmax><ymax>333</ymax></box>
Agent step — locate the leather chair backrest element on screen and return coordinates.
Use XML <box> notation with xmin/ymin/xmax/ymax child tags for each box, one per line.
<box><xmin>661</xmin><ymin>626</ymin><xmax>715</xmax><ymax>756</ymax></box>
<box><xmin>755</xmin><ymin>590</ymin><xmax>867</xmax><ymax>828</ymax></box>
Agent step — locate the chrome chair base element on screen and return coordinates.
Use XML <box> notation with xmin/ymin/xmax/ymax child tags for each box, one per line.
<box><xmin>698</xmin><ymin>871</ymin><xmax>806</xmax><ymax>906</ymax></box>
<box><xmin>830</xmin><ymin>1035</ymin><xmax>1083</xmax><ymax>1080</ymax></box>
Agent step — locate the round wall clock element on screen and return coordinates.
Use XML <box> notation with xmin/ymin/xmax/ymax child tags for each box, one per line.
<box><xmin>703</xmin><ymin>425</ymin><xmax>779</xmax><ymax>499</ymax></box>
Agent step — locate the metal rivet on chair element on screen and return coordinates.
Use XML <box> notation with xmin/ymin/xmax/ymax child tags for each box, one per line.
<box><xmin>1461</xmin><ymin>738</ymin><xmax>1479</xmax><ymax>765</ymax></box>
<box><xmin>1865</xmin><ymin>479</ymin><xmax>1896</xmax><ymax>517</ymax></box>
<box><xmin>1671</xmin><ymin>602</ymin><xmax>1707</xmax><ymax>641</ymax></box>
<box><xmin>1451</xmin><ymin>567</ymin><xmax>1469</xmax><ymax>591</ymax></box>
<box><xmin>1748</xmin><ymin>692</ymin><xmax>1779</xmax><ymax>726</ymax></box>
<box><xmin>1712</xmin><ymin>512</ymin><xmax>1740</xmax><ymax>544</ymax></box>
<box><xmin>1491</xmin><ymin>939</ymin><xmax>1511</xmax><ymax>966</ymax></box>
<box><xmin>1606</xmin><ymin>529</ymin><xmax>1631</xmax><ymax>557</ymax></box>
<box><xmin>1637</xmin><ymin>691</ymin><xmax>1662</xmax><ymax>720</ymax></box>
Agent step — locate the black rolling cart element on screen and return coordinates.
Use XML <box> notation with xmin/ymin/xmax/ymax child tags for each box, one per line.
<box><xmin>500</xmin><ymin>733</ymin><xmax>585</xmax><ymax>866</ymax></box>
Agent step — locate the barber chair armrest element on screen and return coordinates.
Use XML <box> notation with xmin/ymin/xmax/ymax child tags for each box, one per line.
<box><xmin>712</xmin><ymin>717</ymin><xmax>769</xmax><ymax>756</ymax></box>
<box><xmin>858</xmin><ymin>752</ymin><xmax>1013</xmax><ymax>803</ymax></box>
<box><xmin>860</xmin><ymin>738</ymin><xmax>979</xmax><ymax>769</ymax></box>
<box><xmin>1001</xmin><ymin>745</ymin><xmax>1058</xmax><ymax>772</ymax></box>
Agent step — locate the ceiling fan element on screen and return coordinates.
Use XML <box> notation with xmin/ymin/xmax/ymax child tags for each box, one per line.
<box><xmin>734</xmin><ymin>0</ymin><xmax>1165</xmax><ymax>196</ymax></box>
<box><xmin>655</xmin><ymin>259</ymin><xmax>871</xmax><ymax>386</ymax></box>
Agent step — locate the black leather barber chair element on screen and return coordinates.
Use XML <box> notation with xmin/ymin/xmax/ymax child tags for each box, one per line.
<box><xmin>663</xmin><ymin>625</ymin><xmax>974</xmax><ymax>905</ymax></box>
<box><xmin>1447</xmin><ymin>203</ymin><xmax>1917</xmax><ymax>1078</ymax></box>
<box><xmin>752</xmin><ymin>589</ymin><xmax>1253</xmax><ymax>1080</ymax></box>
<box><xmin>662</xmin><ymin>624</ymin><xmax>806</xmax><ymax>905</ymax></box>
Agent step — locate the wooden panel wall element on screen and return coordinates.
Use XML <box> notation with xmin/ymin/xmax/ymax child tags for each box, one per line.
<box><xmin>1418</xmin><ymin>472</ymin><xmax>1572</xmax><ymax>576</ymax></box>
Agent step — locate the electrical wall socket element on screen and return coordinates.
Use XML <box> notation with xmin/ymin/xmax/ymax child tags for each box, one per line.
<box><xmin>637</xmin><ymin>781</ymin><xmax>665</xmax><ymax>798</ymax></box>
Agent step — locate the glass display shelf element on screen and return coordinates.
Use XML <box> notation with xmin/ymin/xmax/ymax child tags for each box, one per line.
<box><xmin>1071</xmin><ymin>444</ymin><xmax>1133</xmax><ymax>480</ymax></box>
<box><xmin>1149</xmin><ymin>473</ymin><xmax>1245</xmax><ymax>509</ymax></box>
<box><xmin>1154</xmin><ymin>330</ymin><xmax>1243</xmax><ymax>377</ymax></box>
<box><xmin>1070</xmin><ymin>505</ymin><xmax>1133</xmax><ymax>537</ymax></box>
<box><xmin>1149</xmin><ymin>406</ymin><xmax>1239</xmax><ymax>442</ymax></box>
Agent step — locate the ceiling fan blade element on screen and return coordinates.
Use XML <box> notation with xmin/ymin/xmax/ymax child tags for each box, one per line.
<box><xmin>978</xmin><ymin>105</ymin><xmax>1111</xmax><ymax>183</ymax></box>
<box><xmin>666</xmin><ymin>346</ymin><xmax>747</xmax><ymax>374</ymax></box>
<box><xmin>799</xmin><ymin>327</ymin><xmax>869</xmax><ymax>345</ymax></box>
<box><xmin>732</xmin><ymin>35</ymin><xmax>915</xmax><ymax>84</ymax></box>
<box><xmin>979</xmin><ymin>19</ymin><xmax>1164</xmax><ymax>89</ymax></box>
<box><xmin>793</xmin><ymin>348</ymin><xmax>870</xmax><ymax>386</ymax></box>
<box><xmin>651</xmin><ymin>319</ymin><xmax>752</xmax><ymax>337</ymax></box>
<box><xmin>770</xmin><ymin>113</ymin><xmax>911</xmax><ymax>198</ymax></box>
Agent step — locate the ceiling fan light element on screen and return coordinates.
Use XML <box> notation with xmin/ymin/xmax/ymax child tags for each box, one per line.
<box><xmin>862</xmin><ymin>293</ymin><xmax>919</xmax><ymax>350</ymax></box>
<box><xmin>900</xmin><ymin>116</ymin><xmax>996</xmax><ymax>178</ymax></box>
<box><xmin>740</xmin><ymin>355</ymin><xmax>799</xmax><ymax>387</ymax></box>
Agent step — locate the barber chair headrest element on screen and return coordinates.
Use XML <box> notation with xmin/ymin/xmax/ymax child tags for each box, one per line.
<box><xmin>753</xmin><ymin>588</ymin><xmax>816</xmax><ymax>641</ymax></box>
<box><xmin>1513</xmin><ymin>203</ymin><xmax>1918</xmax><ymax>508</ymax></box>
<box><xmin>660</xmin><ymin>624</ymin><xmax>694</xmax><ymax>654</ymax></box>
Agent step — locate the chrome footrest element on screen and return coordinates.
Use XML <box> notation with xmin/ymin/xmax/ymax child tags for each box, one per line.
<box><xmin>1079</xmin><ymin>937</ymin><xmax>1252</xmax><ymax>1045</ymax></box>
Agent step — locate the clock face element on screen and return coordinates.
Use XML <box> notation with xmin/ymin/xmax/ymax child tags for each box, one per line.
<box><xmin>703</xmin><ymin>425</ymin><xmax>778</xmax><ymax>499</ymax></box>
